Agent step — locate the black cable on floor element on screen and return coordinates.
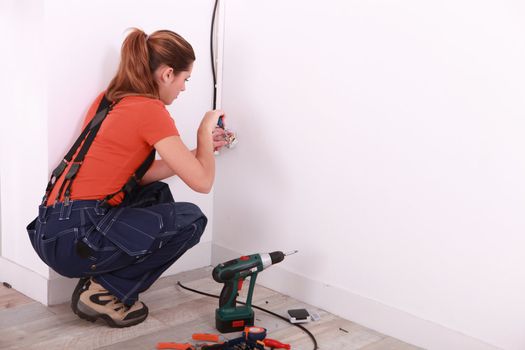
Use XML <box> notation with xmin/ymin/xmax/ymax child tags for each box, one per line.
<box><xmin>177</xmin><ymin>281</ymin><xmax>319</xmax><ymax>350</ymax></box>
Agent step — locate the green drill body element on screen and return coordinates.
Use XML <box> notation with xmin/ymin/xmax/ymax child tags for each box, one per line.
<box><xmin>212</xmin><ymin>251</ymin><xmax>285</xmax><ymax>333</ymax></box>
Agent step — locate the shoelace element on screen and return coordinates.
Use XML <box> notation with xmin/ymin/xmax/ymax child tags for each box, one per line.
<box><xmin>111</xmin><ymin>296</ymin><xmax>131</xmax><ymax>313</ymax></box>
<box><xmin>88</xmin><ymin>279</ymin><xmax>133</xmax><ymax>313</ymax></box>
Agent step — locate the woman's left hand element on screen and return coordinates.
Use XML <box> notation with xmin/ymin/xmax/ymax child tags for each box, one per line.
<box><xmin>213</xmin><ymin>127</ymin><xmax>228</xmax><ymax>151</ymax></box>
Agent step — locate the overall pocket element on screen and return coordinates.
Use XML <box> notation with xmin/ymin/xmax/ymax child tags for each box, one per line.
<box><xmin>46</xmin><ymin>225</ymin><xmax>130</xmax><ymax>277</ymax></box>
<box><xmin>86</xmin><ymin>206</ymin><xmax>164</xmax><ymax>256</ymax></box>
<box><xmin>26</xmin><ymin>218</ymin><xmax>44</xmax><ymax>261</ymax></box>
<box><xmin>77</xmin><ymin>207</ymin><xmax>140</xmax><ymax>274</ymax></box>
<box><xmin>39</xmin><ymin>227</ymin><xmax>78</xmax><ymax>270</ymax></box>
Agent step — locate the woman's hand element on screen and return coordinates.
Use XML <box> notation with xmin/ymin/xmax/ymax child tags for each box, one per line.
<box><xmin>213</xmin><ymin>127</ymin><xmax>228</xmax><ymax>151</ymax></box>
<box><xmin>199</xmin><ymin>109</ymin><xmax>225</xmax><ymax>134</ymax></box>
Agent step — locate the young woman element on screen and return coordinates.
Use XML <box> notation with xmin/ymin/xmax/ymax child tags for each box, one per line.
<box><xmin>26</xmin><ymin>28</ymin><xmax>227</xmax><ymax>327</ymax></box>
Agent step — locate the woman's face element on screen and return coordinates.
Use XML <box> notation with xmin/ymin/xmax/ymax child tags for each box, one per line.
<box><xmin>157</xmin><ymin>63</ymin><xmax>193</xmax><ymax>105</ymax></box>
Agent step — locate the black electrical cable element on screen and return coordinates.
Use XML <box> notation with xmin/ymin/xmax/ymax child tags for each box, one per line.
<box><xmin>210</xmin><ymin>0</ymin><xmax>219</xmax><ymax>110</ymax></box>
<box><xmin>177</xmin><ymin>281</ymin><xmax>319</xmax><ymax>350</ymax></box>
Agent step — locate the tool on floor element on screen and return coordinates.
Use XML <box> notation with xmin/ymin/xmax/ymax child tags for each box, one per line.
<box><xmin>212</xmin><ymin>250</ymin><xmax>298</xmax><ymax>332</ymax></box>
<box><xmin>263</xmin><ymin>338</ymin><xmax>291</xmax><ymax>350</ymax></box>
<box><xmin>200</xmin><ymin>343</ymin><xmax>232</xmax><ymax>350</ymax></box>
<box><xmin>159</xmin><ymin>327</ymin><xmax>291</xmax><ymax>350</ymax></box>
<box><xmin>192</xmin><ymin>333</ymin><xmax>228</xmax><ymax>343</ymax></box>
<box><xmin>202</xmin><ymin>327</ymin><xmax>267</xmax><ymax>350</ymax></box>
<box><xmin>156</xmin><ymin>342</ymin><xmax>194</xmax><ymax>350</ymax></box>
<box><xmin>243</xmin><ymin>326</ymin><xmax>267</xmax><ymax>341</ymax></box>
<box><xmin>194</xmin><ymin>335</ymin><xmax>251</xmax><ymax>349</ymax></box>
<box><xmin>287</xmin><ymin>308</ymin><xmax>312</xmax><ymax>323</ymax></box>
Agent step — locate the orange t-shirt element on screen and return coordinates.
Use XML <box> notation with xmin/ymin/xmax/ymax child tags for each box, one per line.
<box><xmin>47</xmin><ymin>92</ymin><xmax>179</xmax><ymax>206</ymax></box>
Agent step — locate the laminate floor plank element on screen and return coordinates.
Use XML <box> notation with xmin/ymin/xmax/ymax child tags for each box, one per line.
<box><xmin>0</xmin><ymin>312</ymin><xmax>88</xmax><ymax>349</ymax></box>
<box><xmin>0</xmin><ymin>267</ymin><xmax>424</xmax><ymax>350</ymax></box>
<box><xmin>22</xmin><ymin>316</ymin><xmax>167</xmax><ymax>350</ymax></box>
<box><xmin>0</xmin><ymin>302</ymin><xmax>56</xmax><ymax>329</ymax></box>
<box><xmin>98</xmin><ymin>317</ymin><xmax>222</xmax><ymax>350</ymax></box>
<box><xmin>0</xmin><ymin>285</ymin><xmax>34</xmax><ymax>310</ymax></box>
<box><xmin>360</xmin><ymin>337</ymin><xmax>424</xmax><ymax>350</ymax></box>
<box><xmin>260</xmin><ymin>314</ymin><xmax>377</xmax><ymax>348</ymax></box>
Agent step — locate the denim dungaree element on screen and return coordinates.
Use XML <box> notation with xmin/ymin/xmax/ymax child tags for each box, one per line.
<box><xmin>26</xmin><ymin>96</ymin><xmax>207</xmax><ymax>306</ymax></box>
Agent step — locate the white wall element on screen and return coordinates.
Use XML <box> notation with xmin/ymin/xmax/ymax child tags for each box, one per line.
<box><xmin>1</xmin><ymin>0</ymin><xmax>49</xmax><ymax>279</ymax></box>
<box><xmin>1</xmin><ymin>0</ymin><xmax>217</xmax><ymax>304</ymax></box>
<box><xmin>213</xmin><ymin>1</ymin><xmax>525</xmax><ymax>349</ymax></box>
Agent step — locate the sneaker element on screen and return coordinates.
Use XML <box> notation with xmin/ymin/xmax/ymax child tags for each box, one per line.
<box><xmin>71</xmin><ymin>277</ymin><xmax>89</xmax><ymax>315</ymax></box>
<box><xmin>75</xmin><ymin>278</ymin><xmax>149</xmax><ymax>328</ymax></box>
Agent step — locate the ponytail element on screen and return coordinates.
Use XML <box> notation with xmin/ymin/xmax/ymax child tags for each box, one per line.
<box><xmin>106</xmin><ymin>28</ymin><xmax>195</xmax><ymax>101</ymax></box>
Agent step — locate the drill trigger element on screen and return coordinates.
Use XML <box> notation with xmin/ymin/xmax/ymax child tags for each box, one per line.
<box><xmin>238</xmin><ymin>278</ymin><xmax>244</xmax><ymax>291</ymax></box>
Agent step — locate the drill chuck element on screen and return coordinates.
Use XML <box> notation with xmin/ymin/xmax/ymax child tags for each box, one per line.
<box><xmin>269</xmin><ymin>251</ymin><xmax>285</xmax><ymax>264</ymax></box>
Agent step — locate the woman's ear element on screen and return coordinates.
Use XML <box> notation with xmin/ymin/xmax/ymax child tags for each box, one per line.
<box><xmin>157</xmin><ymin>66</ymin><xmax>174</xmax><ymax>85</ymax></box>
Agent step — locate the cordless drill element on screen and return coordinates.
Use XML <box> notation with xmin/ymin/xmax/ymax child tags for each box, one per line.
<box><xmin>212</xmin><ymin>251</ymin><xmax>297</xmax><ymax>333</ymax></box>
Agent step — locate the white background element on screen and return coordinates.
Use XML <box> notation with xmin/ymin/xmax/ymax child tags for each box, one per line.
<box><xmin>214</xmin><ymin>1</ymin><xmax>525</xmax><ymax>349</ymax></box>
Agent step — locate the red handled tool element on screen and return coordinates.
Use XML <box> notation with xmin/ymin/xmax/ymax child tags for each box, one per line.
<box><xmin>156</xmin><ymin>342</ymin><xmax>194</xmax><ymax>350</ymax></box>
<box><xmin>192</xmin><ymin>333</ymin><xmax>227</xmax><ymax>343</ymax></box>
<box><xmin>263</xmin><ymin>338</ymin><xmax>291</xmax><ymax>349</ymax></box>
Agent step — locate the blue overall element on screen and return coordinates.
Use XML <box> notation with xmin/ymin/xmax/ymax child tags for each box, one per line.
<box><xmin>26</xmin><ymin>181</ymin><xmax>207</xmax><ymax>305</ymax></box>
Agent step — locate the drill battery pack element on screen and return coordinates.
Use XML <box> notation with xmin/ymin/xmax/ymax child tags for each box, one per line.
<box><xmin>215</xmin><ymin>306</ymin><xmax>254</xmax><ymax>333</ymax></box>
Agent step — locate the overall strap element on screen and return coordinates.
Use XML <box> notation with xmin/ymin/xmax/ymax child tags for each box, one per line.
<box><xmin>42</xmin><ymin>96</ymin><xmax>112</xmax><ymax>205</ymax></box>
<box><xmin>57</xmin><ymin>120</ymin><xmax>105</xmax><ymax>205</ymax></box>
<box><xmin>99</xmin><ymin>149</ymin><xmax>156</xmax><ymax>208</ymax></box>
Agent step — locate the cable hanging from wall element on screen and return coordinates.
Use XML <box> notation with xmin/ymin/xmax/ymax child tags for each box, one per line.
<box><xmin>210</xmin><ymin>0</ymin><xmax>219</xmax><ymax>110</ymax></box>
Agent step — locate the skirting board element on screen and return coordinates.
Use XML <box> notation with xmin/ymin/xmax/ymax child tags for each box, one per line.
<box><xmin>162</xmin><ymin>240</ymin><xmax>212</xmax><ymax>277</ymax></box>
<box><xmin>211</xmin><ymin>243</ymin><xmax>500</xmax><ymax>350</ymax></box>
<box><xmin>0</xmin><ymin>256</ymin><xmax>48</xmax><ymax>305</ymax></box>
<box><xmin>47</xmin><ymin>240</ymin><xmax>212</xmax><ymax>305</ymax></box>
<box><xmin>0</xmin><ymin>240</ymin><xmax>211</xmax><ymax>306</ymax></box>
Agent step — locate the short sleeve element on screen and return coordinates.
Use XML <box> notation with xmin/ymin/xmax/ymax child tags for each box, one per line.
<box><xmin>139</xmin><ymin>102</ymin><xmax>180</xmax><ymax>146</ymax></box>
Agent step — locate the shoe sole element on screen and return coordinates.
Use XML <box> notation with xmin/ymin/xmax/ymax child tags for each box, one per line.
<box><xmin>76</xmin><ymin>300</ymin><xmax>148</xmax><ymax>328</ymax></box>
<box><xmin>71</xmin><ymin>277</ymin><xmax>89</xmax><ymax>315</ymax></box>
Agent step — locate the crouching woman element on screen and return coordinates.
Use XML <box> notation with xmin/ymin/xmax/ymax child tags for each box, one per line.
<box><xmin>26</xmin><ymin>28</ymin><xmax>228</xmax><ymax>327</ymax></box>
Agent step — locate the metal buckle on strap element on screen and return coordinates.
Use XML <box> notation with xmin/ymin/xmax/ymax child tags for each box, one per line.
<box><xmin>51</xmin><ymin>159</ymin><xmax>69</xmax><ymax>178</ymax></box>
<box><xmin>65</xmin><ymin>162</ymin><xmax>82</xmax><ymax>180</ymax></box>
<box><xmin>96</xmin><ymin>199</ymin><xmax>111</xmax><ymax>214</ymax></box>
<box><xmin>123</xmin><ymin>175</ymin><xmax>139</xmax><ymax>194</ymax></box>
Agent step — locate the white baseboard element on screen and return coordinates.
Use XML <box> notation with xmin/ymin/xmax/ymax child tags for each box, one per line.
<box><xmin>47</xmin><ymin>273</ymin><xmax>79</xmax><ymax>306</ymax></box>
<box><xmin>162</xmin><ymin>239</ymin><xmax>212</xmax><ymax>276</ymax></box>
<box><xmin>0</xmin><ymin>256</ymin><xmax>48</xmax><ymax>305</ymax></box>
<box><xmin>211</xmin><ymin>244</ymin><xmax>500</xmax><ymax>350</ymax></box>
<box><xmin>45</xmin><ymin>239</ymin><xmax>213</xmax><ymax>305</ymax></box>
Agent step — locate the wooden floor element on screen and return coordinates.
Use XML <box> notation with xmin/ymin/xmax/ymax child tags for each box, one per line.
<box><xmin>0</xmin><ymin>267</ymin><xmax>423</xmax><ymax>350</ymax></box>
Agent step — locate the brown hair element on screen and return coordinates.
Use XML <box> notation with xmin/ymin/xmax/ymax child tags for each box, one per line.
<box><xmin>106</xmin><ymin>28</ymin><xmax>195</xmax><ymax>101</ymax></box>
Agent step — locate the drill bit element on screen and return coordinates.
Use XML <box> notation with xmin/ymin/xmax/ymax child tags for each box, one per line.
<box><xmin>284</xmin><ymin>250</ymin><xmax>298</xmax><ymax>256</ymax></box>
